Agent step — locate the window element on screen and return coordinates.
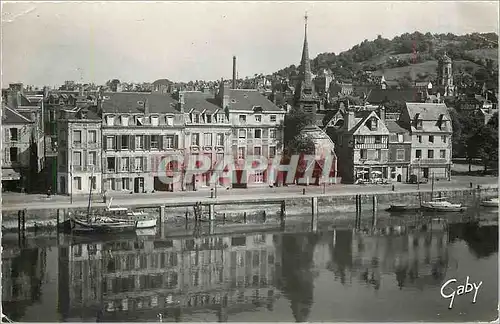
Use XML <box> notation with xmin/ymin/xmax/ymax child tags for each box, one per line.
<box><xmin>356</xmin><ymin>136</ymin><xmax>365</xmax><ymax>144</ymax></box>
<box><xmin>88</xmin><ymin>130</ymin><xmax>97</xmax><ymax>143</ymax></box>
<box><xmin>73</xmin><ymin>177</ymin><xmax>82</xmax><ymax>190</ymax></box>
<box><xmin>151</xmin><ymin>116</ymin><xmax>159</xmax><ymax>126</ymax></box>
<box><xmin>121</xmin><ymin>135</ymin><xmax>129</xmax><ymax>150</ymax></box>
<box><xmin>238</xmin><ymin>147</ymin><xmax>245</xmax><ymax>159</ymax></box>
<box><xmin>254</xmin><ymin>129</ymin><xmax>262</xmax><ymax>139</ymax></box>
<box><xmin>151</xmin><ymin>135</ymin><xmax>159</xmax><ymax>149</ymax></box>
<box><xmin>360</xmin><ymin>149</ymin><xmax>367</xmax><ymax>159</ymax></box>
<box><xmin>135</xmin><ymin>135</ymin><xmax>144</xmax><ymax>150</ymax></box>
<box><xmin>375</xmin><ymin>149</ymin><xmax>381</xmax><ymax>160</ymax></box>
<box><xmin>441</xmin><ymin>136</ymin><xmax>447</xmax><ymax>143</ymax></box>
<box><xmin>106</xmin><ymin>116</ymin><xmax>115</xmax><ymax>126</ymax></box>
<box><xmin>9</xmin><ymin>147</ymin><xmax>18</xmax><ymax>162</ymax></box>
<box><xmin>239</xmin><ymin>115</ymin><xmax>247</xmax><ymax>123</ymax></box>
<box><xmin>121</xmin><ymin>157</ymin><xmax>129</xmax><ymax>171</ymax></box>
<box><xmin>396</xmin><ymin>149</ymin><xmax>405</xmax><ymax>161</ymax></box>
<box><xmin>270</xmin><ymin>115</ymin><xmax>277</xmax><ymax>122</ymax></box>
<box><xmin>255</xmin><ymin>115</ymin><xmax>262</xmax><ymax>122</ymax></box>
<box><xmin>192</xmin><ymin>114</ymin><xmax>200</xmax><ymax>123</ymax></box>
<box><xmin>416</xmin><ymin>120</ymin><xmax>422</xmax><ymax>129</ymax></box>
<box><xmin>9</xmin><ymin>128</ymin><xmax>18</xmax><ymax>141</ymax></box>
<box><xmin>73</xmin><ymin>152</ymin><xmax>82</xmax><ymax>166</ymax></box>
<box><xmin>254</xmin><ymin>146</ymin><xmax>261</xmax><ymax>156</ymax></box>
<box><xmin>370</xmin><ymin>118</ymin><xmax>378</xmax><ymax>130</ymax></box>
<box><xmin>440</xmin><ymin>149</ymin><xmax>446</xmax><ymax>159</ymax></box>
<box><xmin>204</xmin><ymin>133</ymin><xmax>212</xmax><ymax>146</ymax></box>
<box><xmin>136</xmin><ymin>117</ymin><xmax>144</xmax><ymax>126</ymax></box>
<box><xmin>165</xmin><ymin>135</ymin><xmax>174</xmax><ymax>149</ymax></box>
<box><xmin>270</xmin><ymin>129</ymin><xmax>276</xmax><ymax>139</ymax></box>
<box><xmin>216</xmin><ymin>153</ymin><xmax>224</xmax><ymax>163</ymax></box>
<box><xmin>121</xmin><ymin>116</ymin><xmax>129</xmax><ymax>126</ymax></box>
<box><xmin>375</xmin><ymin>136</ymin><xmax>382</xmax><ymax>144</ymax></box>
<box><xmin>429</xmin><ymin>135</ymin><xmax>434</xmax><ymax>143</ymax></box>
<box><xmin>166</xmin><ymin>116</ymin><xmax>174</xmax><ymax>126</ymax></box>
<box><xmin>89</xmin><ymin>176</ymin><xmax>96</xmax><ymax>190</ymax></box>
<box><xmin>217</xmin><ymin>114</ymin><xmax>225</xmax><ymax>123</ymax></box>
<box><xmin>254</xmin><ymin>171</ymin><xmax>264</xmax><ymax>183</ymax></box>
<box><xmin>73</xmin><ymin>130</ymin><xmax>82</xmax><ymax>144</ymax></box>
<box><xmin>238</xmin><ymin>130</ymin><xmax>246</xmax><ymax>139</ymax></box>
<box><xmin>428</xmin><ymin>150</ymin><xmax>434</xmax><ymax>158</ymax></box>
<box><xmin>216</xmin><ymin>133</ymin><xmax>224</xmax><ymax>146</ymax></box>
<box><xmin>135</xmin><ymin>157</ymin><xmax>143</xmax><ymax>171</ymax></box>
<box><xmin>107</xmin><ymin>157</ymin><xmax>116</xmax><ymax>172</ymax></box>
<box><xmin>417</xmin><ymin>135</ymin><xmax>422</xmax><ymax>143</ymax></box>
<box><xmin>191</xmin><ymin>133</ymin><xmax>200</xmax><ymax>146</ymax></box>
<box><xmin>398</xmin><ymin>134</ymin><xmax>404</xmax><ymax>143</ymax></box>
<box><xmin>269</xmin><ymin>146</ymin><xmax>276</xmax><ymax>158</ymax></box>
<box><xmin>416</xmin><ymin>149</ymin><xmax>422</xmax><ymax>158</ymax></box>
<box><xmin>122</xmin><ymin>178</ymin><xmax>130</xmax><ymax>190</ymax></box>
<box><xmin>106</xmin><ymin>136</ymin><xmax>115</xmax><ymax>150</ymax></box>
<box><xmin>88</xmin><ymin>151</ymin><xmax>97</xmax><ymax>166</ymax></box>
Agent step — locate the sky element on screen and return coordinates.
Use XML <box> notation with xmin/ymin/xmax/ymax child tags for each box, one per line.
<box><xmin>2</xmin><ymin>1</ymin><xmax>499</xmax><ymax>87</ymax></box>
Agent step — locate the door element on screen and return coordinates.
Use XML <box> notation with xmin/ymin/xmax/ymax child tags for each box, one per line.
<box><xmin>423</xmin><ymin>167</ymin><xmax>429</xmax><ymax>179</ymax></box>
<box><xmin>134</xmin><ymin>177</ymin><xmax>144</xmax><ymax>193</ymax></box>
<box><xmin>60</xmin><ymin>177</ymin><xmax>66</xmax><ymax>194</ymax></box>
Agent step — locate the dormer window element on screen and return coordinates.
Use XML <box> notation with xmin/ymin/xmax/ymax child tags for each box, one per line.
<box><xmin>369</xmin><ymin>118</ymin><xmax>378</xmax><ymax>131</ymax></box>
<box><xmin>193</xmin><ymin>114</ymin><xmax>200</xmax><ymax>123</ymax></box>
<box><xmin>252</xmin><ymin>106</ymin><xmax>263</xmax><ymax>113</ymax></box>
<box><xmin>151</xmin><ymin>115</ymin><xmax>159</xmax><ymax>126</ymax></box>
<box><xmin>416</xmin><ymin>119</ymin><xmax>423</xmax><ymax>130</ymax></box>
<box><xmin>206</xmin><ymin>114</ymin><xmax>212</xmax><ymax>123</ymax></box>
<box><xmin>166</xmin><ymin>115</ymin><xmax>174</xmax><ymax>126</ymax></box>
<box><xmin>239</xmin><ymin>115</ymin><xmax>246</xmax><ymax>123</ymax></box>
<box><xmin>136</xmin><ymin>116</ymin><xmax>144</xmax><ymax>126</ymax></box>
<box><xmin>217</xmin><ymin>114</ymin><xmax>225</xmax><ymax>123</ymax></box>
<box><xmin>106</xmin><ymin>115</ymin><xmax>115</xmax><ymax>126</ymax></box>
<box><xmin>255</xmin><ymin>115</ymin><xmax>262</xmax><ymax>123</ymax></box>
<box><xmin>121</xmin><ymin>116</ymin><xmax>129</xmax><ymax>126</ymax></box>
<box><xmin>231</xmin><ymin>99</ymin><xmax>236</xmax><ymax>103</ymax></box>
<box><xmin>137</xmin><ymin>101</ymin><xmax>144</xmax><ymax>106</ymax></box>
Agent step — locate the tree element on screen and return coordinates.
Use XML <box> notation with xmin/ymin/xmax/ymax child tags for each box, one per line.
<box><xmin>475</xmin><ymin>112</ymin><xmax>498</xmax><ymax>173</ymax></box>
<box><xmin>283</xmin><ymin>107</ymin><xmax>314</xmax><ymax>145</ymax></box>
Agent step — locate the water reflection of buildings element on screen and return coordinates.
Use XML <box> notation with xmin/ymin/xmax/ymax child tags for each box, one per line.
<box><xmin>329</xmin><ymin>228</ymin><xmax>450</xmax><ymax>290</ymax></box>
<box><xmin>59</xmin><ymin>233</ymin><xmax>278</xmax><ymax>321</ymax></box>
<box><xmin>1</xmin><ymin>247</ymin><xmax>47</xmax><ymax>319</ymax></box>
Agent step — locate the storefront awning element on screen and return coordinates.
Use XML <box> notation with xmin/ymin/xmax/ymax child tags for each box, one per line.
<box><xmin>2</xmin><ymin>169</ymin><xmax>21</xmax><ymax>181</ymax></box>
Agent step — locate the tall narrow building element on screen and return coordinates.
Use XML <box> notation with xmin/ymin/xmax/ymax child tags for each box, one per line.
<box><xmin>294</xmin><ymin>13</ymin><xmax>321</xmax><ymax>116</ymax></box>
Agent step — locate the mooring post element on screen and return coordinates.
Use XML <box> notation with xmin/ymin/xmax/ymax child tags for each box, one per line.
<box><xmin>372</xmin><ymin>196</ymin><xmax>378</xmax><ymax>228</ymax></box>
<box><xmin>185</xmin><ymin>210</ymin><xmax>189</xmax><ymax>222</ymax></box>
<box><xmin>22</xmin><ymin>209</ymin><xmax>27</xmax><ymax>233</ymax></box>
<box><xmin>223</xmin><ymin>213</ymin><xmax>226</xmax><ymax>223</ymax></box>
<box><xmin>262</xmin><ymin>210</ymin><xmax>267</xmax><ymax>222</ymax></box>
<box><xmin>243</xmin><ymin>212</ymin><xmax>247</xmax><ymax>224</ymax></box>
<box><xmin>303</xmin><ymin>188</ymin><xmax>306</xmax><ymax>195</ymax></box>
<box><xmin>56</xmin><ymin>209</ymin><xmax>61</xmax><ymax>228</ymax></box>
<box><xmin>17</xmin><ymin>210</ymin><xmax>21</xmax><ymax>234</ymax></box>
<box><xmin>159</xmin><ymin>206</ymin><xmax>165</xmax><ymax>223</ymax></box>
<box><xmin>209</xmin><ymin>204</ymin><xmax>215</xmax><ymax>221</ymax></box>
<box><xmin>280</xmin><ymin>201</ymin><xmax>286</xmax><ymax>223</ymax></box>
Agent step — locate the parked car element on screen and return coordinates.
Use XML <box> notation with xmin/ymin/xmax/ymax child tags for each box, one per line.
<box><xmin>408</xmin><ymin>175</ymin><xmax>428</xmax><ymax>184</ymax></box>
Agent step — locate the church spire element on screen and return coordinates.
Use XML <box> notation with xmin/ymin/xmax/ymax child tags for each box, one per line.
<box><xmin>295</xmin><ymin>12</ymin><xmax>317</xmax><ymax>108</ymax></box>
<box><xmin>300</xmin><ymin>12</ymin><xmax>313</xmax><ymax>88</ymax></box>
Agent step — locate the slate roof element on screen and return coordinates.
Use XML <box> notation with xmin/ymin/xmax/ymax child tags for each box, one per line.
<box><xmin>65</xmin><ymin>108</ymin><xmax>101</xmax><ymax>121</ymax></box>
<box><xmin>183</xmin><ymin>91</ymin><xmax>221</xmax><ymax>114</ymax></box>
<box><xmin>385</xmin><ymin>120</ymin><xmax>409</xmax><ymax>134</ymax></box>
<box><xmin>366</xmin><ymin>89</ymin><xmax>420</xmax><ymax>105</ymax></box>
<box><xmin>405</xmin><ymin>103</ymin><xmax>449</xmax><ymax>120</ymax></box>
<box><xmin>228</xmin><ymin>89</ymin><xmax>282</xmax><ymax>112</ymax></box>
<box><xmin>101</xmin><ymin>92</ymin><xmax>179</xmax><ymax>114</ymax></box>
<box><xmin>2</xmin><ymin>103</ymin><xmax>33</xmax><ymax>124</ymax></box>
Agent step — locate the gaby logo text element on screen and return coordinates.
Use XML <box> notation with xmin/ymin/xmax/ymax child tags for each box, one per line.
<box><xmin>440</xmin><ymin>276</ymin><xmax>482</xmax><ymax>309</ymax></box>
<box><xmin>152</xmin><ymin>153</ymin><xmax>337</xmax><ymax>185</ymax></box>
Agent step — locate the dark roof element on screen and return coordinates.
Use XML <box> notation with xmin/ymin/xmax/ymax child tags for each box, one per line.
<box><xmin>405</xmin><ymin>103</ymin><xmax>449</xmax><ymax>120</ymax></box>
<box><xmin>229</xmin><ymin>89</ymin><xmax>282</xmax><ymax>112</ymax></box>
<box><xmin>183</xmin><ymin>91</ymin><xmax>221</xmax><ymax>113</ymax></box>
<box><xmin>152</xmin><ymin>79</ymin><xmax>173</xmax><ymax>86</ymax></box>
<box><xmin>2</xmin><ymin>103</ymin><xmax>33</xmax><ymax>124</ymax></box>
<box><xmin>66</xmin><ymin>109</ymin><xmax>101</xmax><ymax>121</ymax></box>
<box><xmin>367</xmin><ymin>89</ymin><xmax>420</xmax><ymax>105</ymax></box>
<box><xmin>101</xmin><ymin>92</ymin><xmax>179</xmax><ymax>114</ymax></box>
<box><xmin>385</xmin><ymin>120</ymin><xmax>409</xmax><ymax>134</ymax></box>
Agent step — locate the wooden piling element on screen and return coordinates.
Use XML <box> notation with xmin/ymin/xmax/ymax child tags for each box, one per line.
<box><xmin>22</xmin><ymin>209</ymin><xmax>26</xmax><ymax>233</ymax></box>
<box><xmin>209</xmin><ymin>204</ymin><xmax>215</xmax><ymax>221</ymax></box>
<box><xmin>243</xmin><ymin>212</ymin><xmax>247</xmax><ymax>224</ymax></box>
<box><xmin>311</xmin><ymin>197</ymin><xmax>318</xmax><ymax>232</ymax></box>
<box><xmin>372</xmin><ymin>195</ymin><xmax>378</xmax><ymax>228</ymax></box>
<box><xmin>56</xmin><ymin>209</ymin><xmax>61</xmax><ymax>228</ymax></box>
<box><xmin>280</xmin><ymin>201</ymin><xmax>286</xmax><ymax>223</ymax></box>
<box><xmin>17</xmin><ymin>210</ymin><xmax>22</xmax><ymax>233</ymax></box>
<box><xmin>159</xmin><ymin>206</ymin><xmax>165</xmax><ymax>223</ymax></box>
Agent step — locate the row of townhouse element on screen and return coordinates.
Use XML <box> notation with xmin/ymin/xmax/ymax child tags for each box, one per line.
<box><xmin>56</xmin><ymin>83</ymin><xmax>285</xmax><ymax>195</ymax></box>
<box><xmin>326</xmin><ymin>102</ymin><xmax>453</xmax><ymax>184</ymax></box>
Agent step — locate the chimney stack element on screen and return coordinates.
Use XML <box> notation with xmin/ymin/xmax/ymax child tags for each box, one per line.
<box><xmin>232</xmin><ymin>56</ymin><xmax>237</xmax><ymax>90</ymax></box>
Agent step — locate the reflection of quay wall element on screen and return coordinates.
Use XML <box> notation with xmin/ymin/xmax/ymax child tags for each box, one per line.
<box><xmin>66</xmin><ymin>233</ymin><xmax>277</xmax><ymax>315</ymax></box>
<box><xmin>1</xmin><ymin>248</ymin><xmax>46</xmax><ymax>303</ymax></box>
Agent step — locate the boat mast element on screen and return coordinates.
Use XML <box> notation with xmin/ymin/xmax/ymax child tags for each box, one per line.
<box><xmin>87</xmin><ymin>166</ymin><xmax>95</xmax><ymax>221</ymax></box>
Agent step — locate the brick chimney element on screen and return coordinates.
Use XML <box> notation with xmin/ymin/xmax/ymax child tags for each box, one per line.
<box><xmin>178</xmin><ymin>91</ymin><xmax>185</xmax><ymax>113</ymax></box>
<box><xmin>232</xmin><ymin>56</ymin><xmax>237</xmax><ymax>90</ymax></box>
<box><xmin>144</xmin><ymin>98</ymin><xmax>150</xmax><ymax>114</ymax></box>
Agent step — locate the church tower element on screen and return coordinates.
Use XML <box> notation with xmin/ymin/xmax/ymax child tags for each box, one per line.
<box><xmin>294</xmin><ymin>13</ymin><xmax>321</xmax><ymax>116</ymax></box>
<box><xmin>437</xmin><ymin>52</ymin><xmax>455</xmax><ymax>96</ymax></box>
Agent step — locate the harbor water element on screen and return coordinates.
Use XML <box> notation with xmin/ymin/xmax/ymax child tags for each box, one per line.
<box><xmin>1</xmin><ymin>208</ymin><xmax>498</xmax><ymax>322</ymax></box>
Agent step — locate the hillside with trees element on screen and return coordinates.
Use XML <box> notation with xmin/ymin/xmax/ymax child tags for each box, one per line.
<box><xmin>275</xmin><ymin>32</ymin><xmax>498</xmax><ymax>90</ymax></box>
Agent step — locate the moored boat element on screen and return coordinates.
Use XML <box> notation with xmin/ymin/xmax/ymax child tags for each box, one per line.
<box><xmin>421</xmin><ymin>198</ymin><xmax>466</xmax><ymax>212</ymax></box>
<box><xmin>481</xmin><ymin>197</ymin><xmax>499</xmax><ymax>207</ymax></box>
<box><xmin>70</xmin><ymin>216</ymin><xmax>137</xmax><ymax>233</ymax></box>
<box><xmin>106</xmin><ymin>198</ymin><xmax>158</xmax><ymax>228</ymax></box>
<box><xmin>386</xmin><ymin>204</ymin><xmax>421</xmax><ymax>212</ymax></box>
<box><xmin>2</xmin><ymin>313</ymin><xmax>14</xmax><ymax>323</ymax></box>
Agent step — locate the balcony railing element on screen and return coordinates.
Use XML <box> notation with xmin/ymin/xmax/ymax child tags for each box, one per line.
<box><xmin>412</xmin><ymin>158</ymin><xmax>448</xmax><ymax>164</ymax></box>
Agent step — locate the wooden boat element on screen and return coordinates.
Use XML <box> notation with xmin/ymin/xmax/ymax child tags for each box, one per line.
<box><xmin>421</xmin><ymin>198</ymin><xmax>466</xmax><ymax>212</ymax></box>
<box><xmin>2</xmin><ymin>313</ymin><xmax>14</xmax><ymax>323</ymax></box>
<box><xmin>386</xmin><ymin>204</ymin><xmax>421</xmax><ymax>212</ymax></box>
<box><xmin>70</xmin><ymin>167</ymin><xmax>137</xmax><ymax>234</ymax></box>
<box><xmin>481</xmin><ymin>197</ymin><xmax>499</xmax><ymax>207</ymax></box>
<box><xmin>105</xmin><ymin>198</ymin><xmax>157</xmax><ymax>229</ymax></box>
